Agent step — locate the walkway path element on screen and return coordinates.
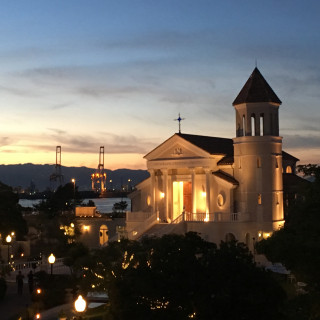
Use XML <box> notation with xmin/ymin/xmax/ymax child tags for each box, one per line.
<box><xmin>0</xmin><ymin>267</ymin><xmax>74</xmax><ymax>320</ymax></box>
<box><xmin>0</xmin><ymin>277</ymin><xmax>33</xmax><ymax>319</ymax></box>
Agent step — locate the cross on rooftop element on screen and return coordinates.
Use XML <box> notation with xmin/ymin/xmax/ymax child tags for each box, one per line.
<box><xmin>174</xmin><ymin>113</ymin><xmax>185</xmax><ymax>134</ymax></box>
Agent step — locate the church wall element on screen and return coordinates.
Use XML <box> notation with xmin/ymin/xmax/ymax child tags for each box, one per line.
<box><xmin>233</xmin><ymin>136</ymin><xmax>284</xmax><ymax>223</ymax></box>
<box><xmin>210</xmin><ymin>177</ymin><xmax>232</xmax><ymax>216</ymax></box>
<box><xmin>130</xmin><ymin>177</ymin><xmax>152</xmax><ymax>213</ymax></box>
<box><xmin>185</xmin><ymin>220</ymin><xmax>275</xmax><ymax>251</ymax></box>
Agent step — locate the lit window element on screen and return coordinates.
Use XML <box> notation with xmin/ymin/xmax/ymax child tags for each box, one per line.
<box><xmin>258</xmin><ymin>194</ymin><xmax>262</xmax><ymax>205</ymax></box>
<box><xmin>257</xmin><ymin>157</ymin><xmax>261</xmax><ymax>168</ymax></box>
<box><xmin>286</xmin><ymin>166</ymin><xmax>292</xmax><ymax>173</ymax></box>
<box><xmin>217</xmin><ymin>194</ymin><xmax>225</xmax><ymax>207</ymax></box>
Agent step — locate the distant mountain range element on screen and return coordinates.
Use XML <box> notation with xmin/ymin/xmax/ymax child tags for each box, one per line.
<box><xmin>0</xmin><ymin>163</ymin><xmax>149</xmax><ymax>192</ymax></box>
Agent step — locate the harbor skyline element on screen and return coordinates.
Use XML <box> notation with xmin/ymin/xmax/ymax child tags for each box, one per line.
<box><xmin>0</xmin><ymin>1</ymin><xmax>319</xmax><ymax>169</ymax></box>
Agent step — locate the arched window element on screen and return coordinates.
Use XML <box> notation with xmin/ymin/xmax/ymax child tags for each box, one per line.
<box><xmin>260</xmin><ymin>114</ymin><xmax>264</xmax><ymax>136</ymax></box>
<box><xmin>251</xmin><ymin>114</ymin><xmax>256</xmax><ymax>136</ymax></box>
<box><xmin>242</xmin><ymin>115</ymin><xmax>246</xmax><ymax>136</ymax></box>
<box><xmin>258</xmin><ymin>194</ymin><xmax>262</xmax><ymax>205</ymax></box>
<box><xmin>99</xmin><ymin>224</ymin><xmax>108</xmax><ymax>246</ymax></box>
<box><xmin>225</xmin><ymin>233</ymin><xmax>236</xmax><ymax>242</ymax></box>
<box><xmin>257</xmin><ymin>157</ymin><xmax>261</xmax><ymax>168</ymax></box>
<box><xmin>286</xmin><ymin>166</ymin><xmax>292</xmax><ymax>173</ymax></box>
<box><xmin>245</xmin><ymin>233</ymin><xmax>251</xmax><ymax>248</ymax></box>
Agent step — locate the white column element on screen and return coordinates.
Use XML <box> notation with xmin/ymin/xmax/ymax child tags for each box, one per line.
<box><xmin>205</xmin><ymin>169</ymin><xmax>211</xmax><ymax>214</ymax></box>
<box><xmin>191</xmin><ymin>168</ymin><xmax>196</xmax><ymax>213</ymax></box>
<box><xmin>149</xmin><ymin>169</ymin><xmax>156</xmax><ymax>214</ymax></box>
<box><xmin>163</xmin><ymin>169</ymin><xmax>169</xmax><ymax>221</ymax></box>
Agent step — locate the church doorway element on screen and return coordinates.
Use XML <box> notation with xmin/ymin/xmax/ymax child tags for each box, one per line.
<box><xmin>172</xmin><ymin>181</ymin><xmax>192</xmax><ymax>221</ymax></box>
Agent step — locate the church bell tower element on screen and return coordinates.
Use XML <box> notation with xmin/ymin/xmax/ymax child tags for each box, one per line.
<box><xmin>232</xmin><ymin>68</ymin><xmax>285</xmax><ymax>235</ymax></box>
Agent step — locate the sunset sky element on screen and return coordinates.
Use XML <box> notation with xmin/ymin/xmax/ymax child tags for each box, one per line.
<box><xmin>0</xmin><ymin>0</ymin><xmax>319</xmax><ymax>170</ymax></box>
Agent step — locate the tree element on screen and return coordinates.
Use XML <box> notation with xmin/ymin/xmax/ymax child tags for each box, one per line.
<box><xmin>112</xmin><ymin>200</ymin><xmax>128</xmax><ymax>217</ymax></box>
<box><xmin>0</xmin><ymin>181</ymin><xmax>27</xmax><ymax>240</ymax></box>
<box><xmin>82</xmin><ymin>233</ymin><xmax>285</xmax><ymax>320</ymax></box>
<box><xmin>257</xmin><ymin>164</ymin><xmax>320</xmax><ymax>319</ymax></box>
<box><xmin>34</xmin><ymin>182</ymin><xmax>82</xmax><ymax>218</ymax></box>
<box><xmin>31</xmin><ymin>183</ymin><xmax>82</xmax><ymax>256</ymax></box>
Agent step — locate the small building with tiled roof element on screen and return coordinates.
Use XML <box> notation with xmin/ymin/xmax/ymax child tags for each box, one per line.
<box><xmin>126</xmin><ymin>68</ymin><xmax>300</xmax><ymax>249</ymax></box>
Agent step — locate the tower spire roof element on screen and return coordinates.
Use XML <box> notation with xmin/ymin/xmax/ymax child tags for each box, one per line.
<box><xmin>233</xmin><ymin>67</ymin><xmax>282</xmax><ymax>105</ymax></box>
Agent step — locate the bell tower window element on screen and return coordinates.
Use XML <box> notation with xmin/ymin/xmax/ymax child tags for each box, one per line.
<box><xmin>251</xmin><ymin>114</ymin><xmax>256</xmax><ymax>136</ymax></box>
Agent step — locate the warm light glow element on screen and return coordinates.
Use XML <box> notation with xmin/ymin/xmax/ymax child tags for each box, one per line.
<box><xmin>70</xmin><ymin>223</ymin><xmax>75</xmax><ymax>228</ymax></box>
<box><xmin>133</xmin><ymin>231</ymin><xmax>138</xmax><ymax>236</ymax></box>
<box><xmin>71</xmin><ymin>178</ymin><xmax>75</xmax><ymax>183</ymax></box>
<box><xmin>264</xmin><ymin>232</ymin><xmax>271</xmax><ymax>239</ymax></box>
<box><xmin>160</xmin><ymin>192</ymin><xmax>165</xmax><ymax>199</ymax></box>
<box><xmin>74</xmin><ymin>295</ymin><xmax>87</xmax><ymax>313</ymax></box>
<box><xmin>37</xmin><ymin>288</ymin><xmax>42</xmax><ymax>294</ymax></box>
<box><xmin>258</xmin><ymin>232</ymin><xmax>262</xmax><ymax>238</ymax></box>
<box><xmin>48</xmin><ymin>253</ymin><xmax>55</xmax><ymax>264</ymax></box>
<box><xmin>83</xmin><ymin>225</ymin><xmax>90</xmax><ymax>231</ymax></box>
<box><xmin>35</xmin><ymin>313</ymin><xmax>41</xmax><ymax>319</ymax></box>
<box><xmin>6</xmin><ymin>235</ymin><xmax>12</xmax><ymax>243</ymax></box>
<box><xmin>11</xmin><ymin>232</ymin><xmax>15</xmax><ymax>236</ymax></box>
<box><xmin>173</xmin><ymin>181</ymin><xmax>184</xmax><ymax>220</ymax></box>
<box><xmin>201</xmin><ymin>191</ymin><xmax>206</xmax><ymax>197</ymax></box>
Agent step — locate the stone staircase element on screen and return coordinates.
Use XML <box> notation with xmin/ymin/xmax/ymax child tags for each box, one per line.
<box><xmin>139</xmin><ymin>222</ymin><xmax>186</xmax><ymax>239</ymax></box>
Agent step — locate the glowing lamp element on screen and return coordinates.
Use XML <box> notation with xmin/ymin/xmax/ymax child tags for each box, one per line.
<box><xmin>160</xmin><ymin>192</ymin><xmax>165</xmax><ymax>199</ymax></box>
<box><xmin>75</xmin><ymin>295</ymin><xmax>87</xmax><ymax>313</ymax></box>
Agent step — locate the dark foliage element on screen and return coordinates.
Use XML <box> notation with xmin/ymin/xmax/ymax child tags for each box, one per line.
<box><xmin>0</xmin><ymin>277</ymin><xmax>6</xmax><ymax>300</ymax></box>
<box><xmin>0</xmin><ymin>181</ymin><xmax>27</xmax><ymax>240</ymax></box>
<box><xmin>257</xmin><ymin>164</ymin><xmax>320</xmax><ymax>318</ymax></box>
<box><xmin>82</xmin><ymin>233</ymin><xmax>285</xmax><ymax>320</ymax></box>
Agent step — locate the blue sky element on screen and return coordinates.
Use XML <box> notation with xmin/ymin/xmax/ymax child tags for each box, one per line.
<box><xmin>0</xmin><ymin>0</ymin><xmax>319</xmax><ymax>169</ymax></box>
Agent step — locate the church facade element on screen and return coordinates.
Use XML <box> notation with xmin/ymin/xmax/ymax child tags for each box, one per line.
<box><xmin>126</xmin><ymin>68</ymin><xmax>298</xmax><ymax>249</ymax></box>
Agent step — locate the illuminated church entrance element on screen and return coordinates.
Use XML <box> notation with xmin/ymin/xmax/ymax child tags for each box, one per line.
<box><xmin>172</xmin><ymin>181</ymin><xmax>192</xmax><ymax>220</ymax></box>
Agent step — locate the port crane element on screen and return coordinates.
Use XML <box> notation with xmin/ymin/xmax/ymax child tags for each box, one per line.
<box><xmin>91</xmin><ymin>146</ymin><xmax>106</xmax><ymax>194</ymax></box>
<box><xmin>50</xmin><ymin>146</ymin><xmax>64</xmax><ymax>189</ymax></box>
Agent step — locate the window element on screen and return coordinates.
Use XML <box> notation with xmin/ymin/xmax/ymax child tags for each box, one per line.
<box><xmin>260</xmin><ymin>114</ymin><xmax>264</xmax><ymax>136</ymax></box>
<box><xmin>251</xmin><ymin>115</ymin><xmax>256</xmax><ymax>136</ymax></box>
<box><xmin>258</xmin><ymin>194</ymin><xmax>262</xmax><ymax>205</ymax></box>
<box><xmin>286</xmin><ymin>166</ymin><xmax>292</xmax><ymax>173</ymax></box>
<box><xmin>217</xmin><ymin>193</ymin><xmax>225</xmax><ymax>207</ymax></box>
<box><xmin>242</xmin><ymin>115</ymin><xmax>246</xmax><ymax>136</ymax></box>
<box><xmin>257</xmin><ymin>157</ymin><xmax>261</xmax><ymax>168</ymax></box>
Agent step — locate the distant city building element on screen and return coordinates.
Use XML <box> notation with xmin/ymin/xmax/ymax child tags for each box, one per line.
<box><xmin>127</xmin><ymin>68</ymin><xmax>301</xmax><ymax>249</ymax></box>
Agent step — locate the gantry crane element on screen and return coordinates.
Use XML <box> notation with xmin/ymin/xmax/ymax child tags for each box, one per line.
<box><xmin>91</xmin><ymin>146</ymin><xmax>106</xmax><ymax>194</ymax></box>
<box><xmin>50</xmin><ymin>146</ymin><xmax>64</xmax><ymax>189</ymax></box>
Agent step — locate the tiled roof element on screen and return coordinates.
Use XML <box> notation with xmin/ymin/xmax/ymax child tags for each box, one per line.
<box><xmin>282</xmin><ymin>151</ymin><xmax>299</xmax><ymax>162</ymax></box>
<box><xmin>212</xmin><ymin>170</ymin><xmax>239</xmax><ymax>185</ymax></box>
<box><xmin>217</xmin><ymin>156</ymin><xmax>234</xmax><ymax>165</ymax></box>
<box><xmin>178</xmin><ymin>133</ymin><xmax>233</xmax><ymax>156</ymax></box>
<box><xmin>233</xmin><ymin>67</ymin><xmax>282</xmax><ymax>105</ymax></box>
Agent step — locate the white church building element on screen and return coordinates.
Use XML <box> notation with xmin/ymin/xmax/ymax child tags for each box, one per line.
<box><xmin>125</xmin><ymin>68</ymin><xmax>298</xmax><ymax>250</ymax></box>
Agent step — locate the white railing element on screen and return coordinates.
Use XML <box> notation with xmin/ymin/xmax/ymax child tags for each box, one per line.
<box><xmin>125</xmin><ymin>211</ymin><xmax>158</xmax><ymax>240</ymax></box>
<box><xmin>1</xmin><ymin>257</ymin><xmax>71</xmax><ymax>275</ymax></box>
<box><xmin>126</xmin><ymin>211</ymin><xmax>153</xmax><ymax>222</ymax></box>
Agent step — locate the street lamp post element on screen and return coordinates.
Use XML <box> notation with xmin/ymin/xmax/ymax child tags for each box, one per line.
<box><xmin>6</xmin><ymin>235</ymin><xmax>12</xmax><ymax>264</ymax></box>
<box><xmin>48</xmin><ymin>253</ymin><xmax>55</xmax><ymax>276</ymax></box>
<box><xmin>71</xmin><ymin>178</ymin><xmax>76</xmax><ymax>215</ymax></box>
<box><xmin>74</xmin><ymin>294</ymin><xmax>87</xmax><ymax>319</ymax></box>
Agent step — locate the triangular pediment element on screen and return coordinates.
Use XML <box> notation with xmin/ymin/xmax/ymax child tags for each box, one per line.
<box><xmin>144</xmin><ymin>134</ymin><xmax>211</xmax><ymax>161</ymax></box>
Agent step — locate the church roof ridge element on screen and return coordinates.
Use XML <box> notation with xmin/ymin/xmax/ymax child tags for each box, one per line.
<box><xmin>233</xmin><ymin>67</ymin><xmax>282</xmax><ymax>105</ymax></box>
<box><xmin>178</xmin><ymin>133</ymin><xmax>233</xmax><ymax>156</ymax></box>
